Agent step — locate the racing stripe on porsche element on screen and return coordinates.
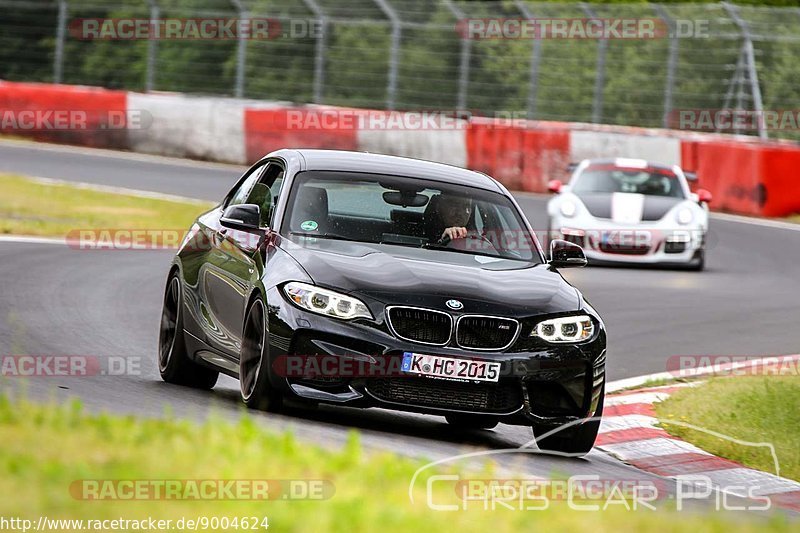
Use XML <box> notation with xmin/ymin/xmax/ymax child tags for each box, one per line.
<box><xmin>611</xmin><ymin>192</ymin><xmax>645</xmax><ymax>224</ymax></box>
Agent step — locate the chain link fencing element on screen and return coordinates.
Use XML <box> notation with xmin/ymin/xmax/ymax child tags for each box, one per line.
<box><xmin>2</xmin><ymin>0</ymin><xmax>800</xmax><ymax>140</ymax></box>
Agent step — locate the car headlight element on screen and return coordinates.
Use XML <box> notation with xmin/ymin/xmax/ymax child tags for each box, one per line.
<box><xmin>531</xmin><ymin>315</ymin><xmax>594</xmax><ymax>343</ymax></box>
<box><xmin>676</xmin><ymin>207</ymin><xmax>694</xmax><ymax>225</ymax></box>
<box><xmin>560</xmin><ymin>200</ymin><xmax>577</xmax><ymax>218</ymax></box>
<box><xmin>283</xmin><ymin>282</ymin><xmax>372</xmax><ymax>320</ymax></box>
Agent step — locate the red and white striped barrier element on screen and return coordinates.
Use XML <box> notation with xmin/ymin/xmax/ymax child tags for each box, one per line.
<box><xmin>0</xmin><ymin>81</ymin><xmax>128</xmax><ymax>149</ymax></box>
<box><xmin>3</xmin><ymin>80</ymin><xmax>800</xmax><ymax>217</ymax></box>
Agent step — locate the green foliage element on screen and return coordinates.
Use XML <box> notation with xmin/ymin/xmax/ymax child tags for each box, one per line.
<box><xmin>0</xmin><ymin>394</ymin><xmax>795</xmax><ymax>531</ymax></box>
<box><xmin>655</xmin><ymin>375</ymin><xmax>800</xmax><ymax>481</ymax></box>
<box><xmin>0</xmin><ymin>173</ymin><xmax>213</xmax><ymax>237</ymax></box>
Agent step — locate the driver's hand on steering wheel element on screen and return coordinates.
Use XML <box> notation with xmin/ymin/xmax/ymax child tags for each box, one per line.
<box><xmin>441</xmin><ymin>227</ymin><xmax>468</xmax><ymax>241</ymax></box>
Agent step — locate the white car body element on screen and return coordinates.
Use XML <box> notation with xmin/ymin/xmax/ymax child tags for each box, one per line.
<box><xmin>547</xmin><ymin>158</ymin><xmax>709</xmax><ymax>269</ymax></box>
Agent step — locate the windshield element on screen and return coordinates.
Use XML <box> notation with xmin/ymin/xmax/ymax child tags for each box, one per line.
<box><xmin>281</xmin><ymin>171</ymin><xmax>540</xmax><ymax>263</ymax></box>
<box><xmin>572</xmin><ymin>165</ymin><xmax>686</xmax><ymax>198</ymax></box>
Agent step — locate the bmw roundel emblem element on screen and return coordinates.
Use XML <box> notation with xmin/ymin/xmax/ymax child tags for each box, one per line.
<box><xmin>446</xmin><ymin>299</ymin><xmax>464</xmax><ymax>310</ymax></box>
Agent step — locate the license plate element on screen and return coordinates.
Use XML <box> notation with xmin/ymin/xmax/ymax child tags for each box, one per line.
<box><xmin>600</xmin><ymin>230</ymin><xmax>652</xmax><ymax>247</ymax></box>
<box><xmin>401</xmin><ymin>352</ymin><xmax>500</xmax><ymax>382</ymax></box>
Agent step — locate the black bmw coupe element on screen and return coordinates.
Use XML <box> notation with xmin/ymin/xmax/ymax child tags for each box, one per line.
<box><xmin>158</xmin><ymin>149</ymin><xmax>607</xmax><ymax>455</ymax></box>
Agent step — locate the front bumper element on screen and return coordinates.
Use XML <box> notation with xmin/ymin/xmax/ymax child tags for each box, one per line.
<box><xmin>551</xmin><ymin>216</ymin><xmax>705</xmax><ymax>265</ymax></box>
<box><xmin>266</xmin><ymin>286</ymin><xmax>606</xmax><ymax>427</ymax></box>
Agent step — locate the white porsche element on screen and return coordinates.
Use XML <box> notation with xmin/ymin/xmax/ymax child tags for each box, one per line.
<box><xmin>546</xmin><ymin>158</ymin><xmax>712</xmax><ymax>270</ymax></box>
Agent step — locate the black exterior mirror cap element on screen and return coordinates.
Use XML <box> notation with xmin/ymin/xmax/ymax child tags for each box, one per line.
<box><xmin>549</xmin><ymin>239</ymin><xmax>587</xmax><ymax>268</ymax></box>
<box><xmin>220</xmin><ymin>204</ymin><xmax>266</xmax><ymax>235</ymax></box>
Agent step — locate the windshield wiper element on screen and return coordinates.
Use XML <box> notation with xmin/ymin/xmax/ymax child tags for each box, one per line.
<box><xmin>422</xmin><ymin>243</ymin><xmax>515</xmax><ymax>260</ymax></box>
<box><xmin>289</xmin><ymin>232</ymin><xmax>352</xmax><ymax>242</ymax></box>
<box><xmin>423</xmin><ymin>242</ymin><xmax>535</xmax><ymax>262</ymax></box>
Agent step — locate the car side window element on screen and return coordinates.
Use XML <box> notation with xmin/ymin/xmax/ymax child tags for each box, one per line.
<box><xmin>224</xmin><ymin>162</ymin><xmax>268</xmax><ymax>209</ymax></box>
<box><xmin>268</xmin><ymin>174</ymin><xmax>284</xmax><ymax>226</ymax></box>
<box><xmin>244</xmin><ymin>162</ymin><xmax>286</xmax><ymax>227</ymax></box>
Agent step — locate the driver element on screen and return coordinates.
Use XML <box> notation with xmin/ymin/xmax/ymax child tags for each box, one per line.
<box><xmin>430</xmin><ymin>193</ymin><xmax>474</xmax><ymax>242</ymax></box>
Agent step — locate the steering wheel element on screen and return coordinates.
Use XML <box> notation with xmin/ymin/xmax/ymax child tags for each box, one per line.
<box><xmin>437</xmin><ymin>231</ymin><xmax>497</xmax><ymax>254</ymax></box>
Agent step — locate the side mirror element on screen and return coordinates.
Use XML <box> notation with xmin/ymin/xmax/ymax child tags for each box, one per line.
<box><xmin>220</xmin><ymin>204</ymin><xmax>265</xmax><ymax>235</ymax></box>
<box><xmin>549</xmin><ymin>239</ymin><xmax>587</xmax><ymax>268</ymax></box>
<box><xmin>684</xmin><ymin>171</ymin><xmax>698</xmax><ymax>182</ymax></box>
<box><xmin>547</xmin><ymin>179</ymin><xmax>562</xmax><ymax>194</ymax></box>
<box><xmin>697</xmin><ymin>188</ymin><xmax>712</xmax><ymax>204</ymax></box>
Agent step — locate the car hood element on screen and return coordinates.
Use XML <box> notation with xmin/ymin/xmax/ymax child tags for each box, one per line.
<box><xmin>576</xmin><ymin>192</ymin><xmax>684</xmax><ymax>222</ymax></box>
<box><xmin>279</xmin><ymin>237</ymin><xmax>579</xmax><ymax>316</ymax></box>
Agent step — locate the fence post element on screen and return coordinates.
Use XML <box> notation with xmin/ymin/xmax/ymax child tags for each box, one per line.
<box><xmin>230</xmin><ymin>0</ymin><xmax>248</xmax><ymax>98</ymax></box>
<box><xmin>723</xmin><ymin>2</ymin><xmax>766</xmax><ymax>139</ymax></box>
<box><xmin>720</xmin><ymin>46</ymin><xmax>745</xmax><ymax>113</ymax></box>
<box><xmin>302</xmin><ymin>0</ymin><xmax>328</xmax><ymax>104</ymax></box>
<box><xmin>653</xmin><ymin>4</ymin><xmax>678</xmax><ymax>129</ymax></box>
<box><xmin>53</xmin><ymin>0</ymin><xmax>68</xmax><ymax>83</ymax></box>
<box><xmin>443</xmin><ymin>0</ymin><xmax>470</xmax><ymax>111</ymax></box>
<box><xmin>515</xmin><ymin>0</ymin><xmax>541</xmax><ymax>120</ymax></box>
<box><xmin>718</xmin><ymin>45</ymin><xmax>745</xmax><ymax>134</ymax></box>
<box><xmin>580</xmin><ymin>3</ymin><xmax>606</xmax><ymax>124</ymax></box>
<box><xmin>145</xmin><ymin>0</ymin><xmax>159</xmax><ymax>92</ymax></box>
<box><xmin>373</xmin><ymin>0</ymin><xmax>401</xmax><ymax>110</ymax></box>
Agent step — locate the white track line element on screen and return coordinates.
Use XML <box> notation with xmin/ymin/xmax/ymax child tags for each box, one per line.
<box><xmin>0</xmin><ymin>235</ymin><xmax>66</xmax><ymax>245</ymax></box>
<box><xmin>0</xmin><ymin>137</ymin><xmax>245</xmax><ymax>171</ymax></box>
<box><xmin>4</xmin><ymin>138</ymin><xmax>800</xmax><ymax>231</ymax></box>
<box><xmin>2</xmin><ymin>221</ymin><xmax>800</xmax><ymax>395</ymax></box>
<box><xmin>709</xmin><ymin>212</ymin><xmax>800</xmax><ymax>231</ymax></box>
<box><xmin>2</xmin><ymin>224</ymin><xmax>800</xmax><ymax>394</ymax></box>
<box><xmin>607</xmin><ymin>354</ymin><xmax>800</xmax><ymax>393</ymax></box>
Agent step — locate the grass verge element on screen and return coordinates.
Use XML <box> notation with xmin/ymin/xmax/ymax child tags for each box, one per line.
<box><xmin>655</xmin><ymin>375</ymin><xmax>800</xmax><ymax>481</ymax></box>
<box><xmin>0</xmin><ymin>173</ymin><xmax>213</xmax><ymax>237</ymax></box>
<box><xmin>0</xmin><ymin>396</ymin><xmax>793</xmax><ymax>531</ymax></box>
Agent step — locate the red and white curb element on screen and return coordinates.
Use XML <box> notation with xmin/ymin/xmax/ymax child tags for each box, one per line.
<box><xmin>597</xmin><ymin>383</ymin><xmax>800</xmax><ymax>512</ymax></box>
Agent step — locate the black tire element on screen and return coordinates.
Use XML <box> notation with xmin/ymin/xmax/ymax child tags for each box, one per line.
<box><xmin>240</xmin><ymin>296</ymin><xmax>282</xmax><ymax>412</ymax></box>
<box><xmin>445</xmin><ymin>414</ymin><xmax>499</xmax><ymax>430</ymax></box>
<box><xmin>532</xmin><ymin>387</ymin><xmax>604</xmax><ymax>457</ymax></box>
<box><xmin>158</xmin><ymin>272</ymin><xmax>219</xmax><ymax>389</ymax></box>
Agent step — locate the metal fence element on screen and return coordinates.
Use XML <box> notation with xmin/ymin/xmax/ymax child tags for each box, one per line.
<box><xmin>3</xmin><ymin>0</ymin><xmax>800</xmax><ymax>140</ymax></box>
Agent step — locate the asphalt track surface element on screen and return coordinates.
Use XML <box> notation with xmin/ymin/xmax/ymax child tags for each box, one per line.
<box><xmin>1</xmin><ymin>139</ymin><xmax>798</xmax><ymax>514</ymax></box>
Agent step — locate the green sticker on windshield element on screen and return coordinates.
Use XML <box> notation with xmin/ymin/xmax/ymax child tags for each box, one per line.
<box><xmin>300</xmin><ymin>220</ymin><xmax>318</xmax><ymax>231</ymax></box>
